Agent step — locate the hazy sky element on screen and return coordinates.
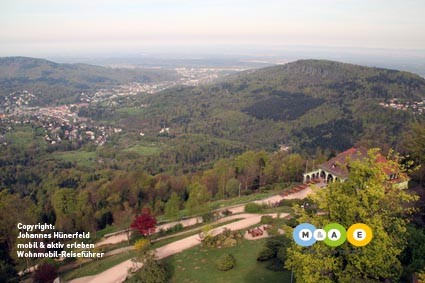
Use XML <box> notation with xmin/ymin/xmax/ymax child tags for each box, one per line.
<box><xmin>1</xmin><ymin>0</ymin><xmax>424</xmax><ymax>56</ymax></box>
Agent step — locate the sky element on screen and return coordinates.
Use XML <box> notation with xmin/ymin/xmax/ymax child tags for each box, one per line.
<box><xmin>0</xmin><ymin>0</ymin><xmax>425</xmax><ymax>57</ymax></box>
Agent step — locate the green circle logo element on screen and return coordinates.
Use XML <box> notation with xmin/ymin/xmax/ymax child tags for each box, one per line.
<box><xmin>323</xmin><ymin>223</ymin><xmax>347</xmax><ymax>247</ymax></box>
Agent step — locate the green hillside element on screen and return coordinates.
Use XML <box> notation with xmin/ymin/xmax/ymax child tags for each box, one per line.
<box><xmin>137</xmin><ymin>60</ymin><xmax>425</xmax><ymax>152</ymax></box>
<box><xmin>0</xmin><ymin>56</ymin><xmax>178</xmax><ymax>105</ymax></box>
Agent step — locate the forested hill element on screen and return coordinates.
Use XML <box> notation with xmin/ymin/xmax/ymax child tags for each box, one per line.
<box><xmin>141</xmin><ymin>59</ymin><xmax>425</xmax><ymax>152</ymax></box>
<box><xmin>0</xmin><ymin>56</ymin><xmax>178</xmax><ymax>104</ymax></box>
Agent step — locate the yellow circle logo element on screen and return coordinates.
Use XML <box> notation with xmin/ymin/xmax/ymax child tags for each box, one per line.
<box><xmin>347</xmin><ymin>223</ymin><xmax>372</xmax><ymax>247</ymax></box>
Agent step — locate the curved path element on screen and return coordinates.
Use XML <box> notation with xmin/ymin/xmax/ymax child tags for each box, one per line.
<box><xmin>69</xmin><ymin>212</ymin><xmax>288</xmax><ymax>283</ymax></box>
<box><xmin>95</xmin><ymin>188</ymin><xmax>311</xmax><ymax>247</ymax></box>
<box><xmin>70</xmin><ymin>186</ymin><xmax>314</xmax><ymax>283</ymax></box>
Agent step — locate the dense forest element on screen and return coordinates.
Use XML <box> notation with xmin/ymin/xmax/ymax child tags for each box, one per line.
<box><xmin>138</xmin><ymin>60</ymin><xmax>425</xmax><ymax>153</ymax></box>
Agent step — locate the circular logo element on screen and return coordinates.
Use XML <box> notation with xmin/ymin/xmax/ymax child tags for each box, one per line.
<box><xmin>293</xmin><ymin>223</ymin><xmax>317</xmax><ymax>247</ymax></box>
<box><xmin>347</xmin><ymin>223</ymin><xmax>372</xmax><ymax>247</ymax></box>
<box><xmin>313</xmin><ymin>229</ymin><xmax>326</xmax><ymax>241</ymax></box>
<box><xmin>323</xmin><ymin>223</ymin><xmax>347</xmax><ymax>247</ymax></box>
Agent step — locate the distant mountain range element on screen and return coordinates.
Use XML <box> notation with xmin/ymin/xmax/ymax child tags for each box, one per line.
<box><xmin>1</xmin><ymin>57</ymin><xmax>424</xmax><ymax>152</ymax></box>
<box><xmin>138</xmin><ymin>59</ymin><xmax>425</xmax><ymax>152</ymax></box>
<box><xmin>0</xmin><ymin>56</ymin><xmax>178</xmax><ymax>104</ymax></box>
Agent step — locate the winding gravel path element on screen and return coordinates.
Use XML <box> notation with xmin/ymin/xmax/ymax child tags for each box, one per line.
<box><xmin>69</xmin><ymin>187</ymin><xmax>314</xmax><ymax>283</ymax></box>
<box><xmin>69</xmin><ymin>213</ymin><xmax>288</xmax><ymax>283</ymax></box>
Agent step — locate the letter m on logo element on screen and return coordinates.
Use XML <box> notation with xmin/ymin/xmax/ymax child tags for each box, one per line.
<box><xmin>301</xmin><ymin>231</ymin><xmax>310</xmax><ymax>238</ymax></box>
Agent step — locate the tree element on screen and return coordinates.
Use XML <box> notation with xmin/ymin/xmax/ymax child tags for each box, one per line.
<box><xmin>130</xmin><ymin>208</ymin><xmax>157</xmax><ymax>237</ymax></box>
<box><xmin>400</xmin><ymin>226</ymin><xmax>425</xmax><ymax>277</ymax></box>
<box><xmin>281</xmin><ymin>153</ymin><xmax>304</xmax><ymax>182</ymax></box>
<box><xmin>0</xmin><ymin>260</ymin><xmax>17</xmax><ymax>283</ymax></box>
<box><xmin>402</xmin><ymin>121</ymin><xmax>425</xmax><ymax>184</ymax></box>
<box><xmin>285</xmin><ymin>149</ymin><xmax>417</xmax><ymax>283</ymax></box>
<box><xmin>225</xmin><ymin>178</ymin><xmax>240</xmax><ymax>198</ymax></box>
<box><xmin>234</xmin><ymin>151</ymin><xmax>259</xmax><ymax>191</ymax></box>
<box><xmin>32</xmin><ymin>263</ymin><xmax>57</xmax><ymax>283</ymax></box>
<box><xmin>185</xmin><ymin>182</ymin><xmax>210</xmax><ymax>215</ymax></box>
<box><xmin>51</xmin><ymin>188</ymin><xmax>78</xmax><ymax>232</ymax></box>
<box><xmin>164</xmin><ymin>192</ymin><xmax>180</xmax><ymax>219</ymax></box>
<box><xmin>0</xmin><ymin>191</ymin><xmax>38</xmax><ymax>251</ymax></box>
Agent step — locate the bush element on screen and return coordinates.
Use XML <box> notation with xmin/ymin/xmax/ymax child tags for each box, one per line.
<box><xmin>277</xmin><ymin>246</ymin><xmax>287</xmax><ymax>263</ymax></box>
<box><xmin>130</xmin><ymin>230</ymin><xmax>143</xmax><ymax>243</ymax></box>
<box><xmin>257</xmin><ymin>247</ymin><xmax>275</xmax><ymax>261</ymax></box>
<box><xmin>278</xmin><ymin>199</ymin><xmax>304</xmax><ymax>207</ymax></box>
<box><xmin>266</xmin><ymin>258</ymin><xmax>286</xmax><ymax>271</ymax></box>
<box><xmin>262</xmin><ymin>184</ymin><xmax>273</xmax><ymax>191</ymax></box>
<box><xmin>134</xmin><ymin>238</ymin><xmax>151</xmax><ymax>253</ymax></box>
<box><xmin>137</xmin><ymin>254</ymin><xmax>169</xmax><ymax>283</ymax></box>
<box><xmin>166</xmin><ymin>223</ymin><xmax>183</xmax><ymax>234</ymax></box>
<box><xmin>260</xmin><ymin>215</ymin><xmax>274</xmax><ymax>224</ymax></box>
<box><xmin>284</xmin><ymin>217</ymin><xmax>298</xmax><ymax>228</ymax></box>
<box><xmin>265</xmin><ymin>236</ymin><xmax>291</xmax><ymax>253</ymax></box>
<box><xmin>201</xmin><ymin>228</ymin><xmax>242</xmax><ymax>248</ymax></box>
<box><xmin>201</xmin><ymin>212</ymin><xmax>215</xmax><ymax>222</ymax></box>
<box><xmin>216</xmin><ymin>253</ymin><xmax>236</xmax><ymax>271</ymax></box>
<box><xmin>222</xmin><ymin>237</ymin><xmax>237</xmax><ymax>248</ymax></box>
<box><xmin>245</xmin><ymin>203</ymin><xmax>264</xmax><ymax>213</ymax></box>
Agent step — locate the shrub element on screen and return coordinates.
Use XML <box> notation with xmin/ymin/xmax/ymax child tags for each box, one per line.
<box><xmin>267</xmin><ymin>227</ymin><xmax>280</xmax><ymax>236</ymax></box>
<box><xmin>260</xmin><ymin>215</ymin><xmax>274</xmax><ymax>224</ymax></box>
<box><xmin>201</xmin><ymin>212</ymin><xmax>215</xmax><ymax>223</ymax></box>
<box><xmin>166</xmin><ymin>223</ymin><xmax>183</xmax><ymax>234</ymax></box>
<box><xmin>222</xmin><ymin>237</ymin><xmax>237</xmax><ymax>248</ymax></box>
<box><xmin>216</xmin><ymin>254</ymin><xmax>236</xmax><ymax>271</ymax></box>
<box><xmin>245</xmin><ymin>203</ymin><xmax>263</xmax><ymax>213</ymax></box>
<box><xmin>266</xmin><ymin>258</ymin><xmax>286</xmax><ymax>271</ymax></box>
<box><xmin>277</xmin><ymin>246</ymin><xmax>287</xmax><ymax>263</ymax></box>
<box><xmin>201</xmin><ymin>228</ymin><xmax>242</xmax><ymax>248</ymax></box>
<box><xmin>284</xmin><ymin>217</ymin><xmax>298</xmax><ymax>228</ymax></box>
<box><xmin>134</xmin><ymin>238</ymin><xmax>151</xmax><ymax>253</ymax></box>
<box><xmin>265</xmin><ymin>236</ymin><xmax>291</xmax><ymax>253</ymax></box>
<box><xmin>137</xmin><ymin>253</ymin><xmax>169</xmax><ymax>283</ymax></box>
<box><xmin>257</xmin><ymin>247</ymin><xmax>275</xmax><ymax>261</ymax></box>
<box><xmin>130</xmin><ymin>229</ymin><xmax>143</xmax><ymax>243</ymax></box>
<box><xmin>221</xmin><ymin>209</ymin><xmax>233</xmax><ymax>217</ymax></box>
<box><xmin>262</xmin><ymin>184</ymin><xmax>273</xmax><ymax>191</ymax></box>
<box><xmin>278</xmin><ymin>199</ymin><xmax>304</xmax><ymax>207</ymax></box>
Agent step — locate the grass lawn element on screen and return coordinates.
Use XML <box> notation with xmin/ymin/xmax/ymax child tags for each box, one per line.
<box><xmin>163</xmin><ymin>239</ymin><xmax>291</xmax><ymax>283</ymax></box>
<box><xmin>53</xmin><ymin>151</ymin><xmax>97</xmax><ymax>167</ymax></box>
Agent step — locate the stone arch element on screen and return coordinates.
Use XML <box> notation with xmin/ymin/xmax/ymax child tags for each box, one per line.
<box><xmin>327</xmin><ymin>174</ymin><xmax>334</xmax><ymax>183</ymax></box>
<box><xmin>320</xmin><ymin>171</ymin><xmax>326</xmax><ymax>179</ymax></box>
<box><xmin>306</xmin><ymin>175</ymin><xmax>311</xmax><ymax>183</ymax></box>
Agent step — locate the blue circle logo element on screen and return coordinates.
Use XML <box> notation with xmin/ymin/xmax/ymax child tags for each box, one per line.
<box><xmin>293</xmin><ymin>223</ymin><xmax>317</xmax><ymax>247</ymax></box>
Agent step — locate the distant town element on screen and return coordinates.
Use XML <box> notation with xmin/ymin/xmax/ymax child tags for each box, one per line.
<box><xmin>0</xmin><ymin>67</ymin><xmax>244</xmax><ymax>147</ymax></box>
<box><xmin>379</xmin><ymin>98</ymin><xmax>425</xmax><ymax>115</ymax></box>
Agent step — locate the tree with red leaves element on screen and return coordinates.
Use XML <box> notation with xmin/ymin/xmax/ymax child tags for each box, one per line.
<box><xmin>130</xmin><ymin>208</ymin><xmax>157</xmax><ymax>237</ymax></box>
<box><xmin>32</xmin><ymin>262</ymin><xmax>57</xmax><ymax>283</ymax></box>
